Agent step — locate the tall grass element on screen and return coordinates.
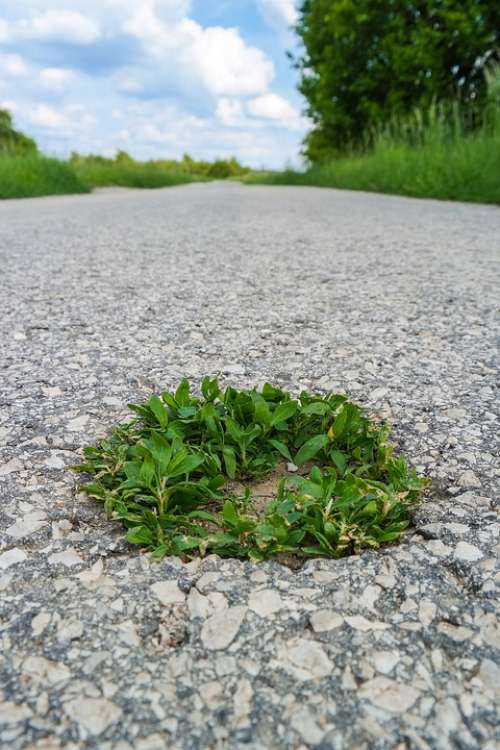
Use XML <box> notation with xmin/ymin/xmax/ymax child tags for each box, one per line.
<box><xmin>71</xmin><ymin>156</ymin><xmax>198</xmax><ymax>189</ymax></box>
<box><xmin>0</xmin><ymin>154</ymin><xmax>90</xmax><ymax>199</ymax></box>
<box><xmin>247</xmin><ymin>75</ymin><xmax>500</xmax><ymax>205</ymax></box>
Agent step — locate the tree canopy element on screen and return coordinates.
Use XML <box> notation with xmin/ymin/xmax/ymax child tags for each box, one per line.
<box><xmin>0</xmin><ymin>109</ymin><xmax>38</xmax><ymax>156</ymax></box>
<box><xmin>294</xmin><ymin>0</ymin><xmax>500</xmax><ymax>161</ymax></box>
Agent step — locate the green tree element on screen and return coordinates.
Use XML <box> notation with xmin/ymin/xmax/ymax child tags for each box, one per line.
<box><xmin>0</xmin><ymin>109</ymin><xmax>38</xmax><ymax>156</ymax></box>
<box><xmin>294</xmin><ymin>0</ymin><xmax>500</xmax><ymax>160</ymax></box>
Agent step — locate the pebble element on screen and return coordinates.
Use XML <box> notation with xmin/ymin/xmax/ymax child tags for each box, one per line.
<box><xmin>151</xmin><ymin>580</ymin><xmax>186</xmax><ymax>605</ymax></box>
<box><xmin>200</xmin><ymin>606</ymin><xmax>247</xmax><ymax>650</ymax></box>
<box><xmin>63</xmin><ymin>697</ymin><xmax>122</xmax><ymax>736</ymax></box>
<box><xmin>360</xmin><ymin>677</ymin><xmax>420</xmax><ymax>713</ymax></box>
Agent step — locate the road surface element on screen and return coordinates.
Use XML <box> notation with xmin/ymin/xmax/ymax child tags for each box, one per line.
<box><xmin>0</xmin><ymin>183</ymin><xmax>499</xmax><ymax>749</ymax></box>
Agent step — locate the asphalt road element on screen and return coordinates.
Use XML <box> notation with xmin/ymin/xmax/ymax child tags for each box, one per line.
<box><xmin>0</xmin><ymin>183</ymin><xmax>499</xmax><ymax>750</ymax></box>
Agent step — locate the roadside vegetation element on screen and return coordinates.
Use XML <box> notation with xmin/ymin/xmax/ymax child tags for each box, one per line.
<box><xmin>73</xmin><ymin>378</ymin><xmax>429</xmax><ymax>562</ymax></box>
<box><xmin>0</xmin><ymin>109</ymin><xmax>250</xmax><ymax>199</ymax></box>
<box><xmin>0</xmin><ymin>153</ymin><xmax>90</xmax><ymax>199</ymax></box>
<box><xmin>245</xmin><ymin>88</ymin><xmax>500</xmax><ymax>204</ymax></box>
<box><xmin>248</xmin><ymin>0</ymin><xmax>500</xmax><ymax>204</ymax></box>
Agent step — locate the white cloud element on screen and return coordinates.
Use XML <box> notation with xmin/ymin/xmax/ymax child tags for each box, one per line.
<box><xmin>258</xmin><ymin>0</ymin><xmax>298</xmax><ymax>28</ymax></box>
<box><xmin>0</xmin><ymin>19</ymin><xmax>8</xmax><ymax>42</ymax></box>
<box><xmin>216</xmin><ymin>98</ymin><xmax>244</xmax><ymax>126</ymax></box>
<box><xmin>248</xmin><ymin>93</ymin><xmax>300</xmax><ymax>123</ymax></box>
<box><xmin>124</xmin><ymin>6</ymin><xmax>274</xmax><ymax>98</ymax></box>
<box><xmin>29</xmin><ymin>103</ymin><xmax>67</xmax><ymax>129</ymax></box>
<box><xmin>1</xmin><ymin>54</ymin><xmax>29</xmax><ymax>77</ymax></box>
<box><xmin>187</xmin><ymin>22</ymin><xmax>274</xmax><ymax>96</ymax></box>
<box><xmin>17</xmin><ymin>11</ymin><xmax>100</xmax><ymax>44</ymax></box>
<box><xmin>39</xmin><ymin>68</ymin><xmax>75</xmax><ymax>91</ymax></box>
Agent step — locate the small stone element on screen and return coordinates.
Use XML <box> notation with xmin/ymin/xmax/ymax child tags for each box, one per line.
<box><xmin>77</xmin><ymin>559</ymin><xmax>105</xmax><ymax>585</ymax></box>
<box><xmin>233</xmin><ymin>678</ymin><xmax>253</xmax><ymax>726</ymax></box>
<box><xmin>0</xmin><ymin>701</ymin><xmax>33</xmax><ymax>723</ymax></box>
<box><xmin>22</xmin><ymin>656</ymin><xmax>71</xmax><ymax>685</ymax></box>
<box><xmin>284</xmin><ymin>638</ymin><xmax>333</xmax><ymax>680</ymax></box>
<box><xmin>64</xmin><ymin>697</ymin><xmax>122</xmax><ymax>736</ymax></box>
<box><xmin>424</xmin><ymin>540</ymin><xmax>452</xmax><ymax>557</ymax></box>
<box><xmin>57</xmin><ymin>618</ymin><xmax>84</xmax><ymax>642</ymax></box>
<box><xmin>286</xmin><ymin>462</ymin><xmax>298</xmax><ymax>472</ymax></box>
<box><xmin>48</xmin><ymin>548</ymin><xmax>83</xmax><ymax>567</ymax></box>
<box><xmin>360</xmin><ymin>584</ymin><xmax>382</xmax><ymax>610</ymax></box>
<box><xmin>0</xmin><ymin>547</ymin><xmax>27</xmax><ymax>570</ymax></box>
<box><xmin>372</xmin><ymin>651</ymin><xmax>400</xmax><ymax>675</ymax></box>
<box><xmin>32</xmin><ymin>611</ymin><xmax>51</xmax><ymax>636</ymax></box>
<box><xmin>223</xmin><ymin>364</ymin><xmax>245</xmax><ymax>375</ymax></box>
<box><xmin>248</xmin><ymin>589</ymin><xmax>283</xmax><ymax>617</ymax></box>
<box><xmin>67</xmin><ymin>415</ymin><xmax>90</xmax><ymax>431</ymax></box>
<box><xmin>371</xmin><ymin>386</ymin><xmax>389</xmax><ymax>401</ymax></box>
<box><xmin>478</xmin><ymin>659</ymin><xmax>500</xmax><ymax>696</ymax></box>
<box><xmin>310</xmin><ymin>610</ymin><xmax>344</xmax><ymax>632</ymax></box>
<box><xmin>0</xmin><ymin>458</ymin><xmax>23</xmax><ymax>476</ymax></box>
<box><xmin>454</xmin><ymin>542</ymin><xmax>483</xmax><ymax>562</ymax></box>
<box><xmin>136</xmin><ymin>734</ymin><xmax>167</xmax><ymax>750</ymax></box>
<box><xmin>6</xmin><ymin>511</ymin><xmax>47</xmax><ymax>539</ymax></box>
<box><xmin>437</xmin><ymin>622</ymin><xmax>474</xmax><ymax>642</ymax></box>
<box><xmin>151</xmin><ymin>580</ymin><xmax>186</xmax><ymax>605</ymax></box>
<box><xmin>117</xmin><ymin>620</ymin><xmax>140</xmax><ymax>646</ymax></box>
<box><xmin>44</xmin><ymin>453</ymin><xmax>66</xmax><ymax>470</ymax></box>
<box><xmin>200</xmin><ymin>606</ymin><xmax>247</xmax><ymax>650</ymax></box>
<box><xmin>457</xmin><ymin>470</ymin><xmax>481</xmax><ymax>488</ymax></box>
<box><xmin>419</xmin><ymin>599</ymin><xmax>437</xmax><ymax>626</ymax></box>
<box><xmin>346</xmin><ymin>615</ymin><xmax>390</xmax><ymax>632</ymax></box>
<box><xmin>360</xmin><ymin>676</ymin><xmax>420</xmax><ymax>713</ymax></box>
<box><xmin>188</xmin><ymin>588</ymin><xmax>212</xmax><ymax>618</ymax></box>
<box><xmin>445</xmin><ymin>408</ymin><xmax>467</xmax><ymax>419</ymax></box>
<box><xmin>199</xmin><ymin>681</ymin><xmax>223</xmax><ymax>707</ymax></box>
<box><xmin>290</xmin><ymin>707</ymin><xmax>326</xmax><ymax>745</ymax></box>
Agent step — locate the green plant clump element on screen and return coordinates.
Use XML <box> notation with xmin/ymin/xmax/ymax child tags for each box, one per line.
<box><xmin>73</xmin><ymin>379</ymin><xmax>429</xmax><ymax>562</ymax></box>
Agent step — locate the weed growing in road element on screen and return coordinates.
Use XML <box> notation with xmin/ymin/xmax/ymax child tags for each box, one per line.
<box><xmin>73</xmin><ymin>379</ymin><xmax>429</xmax><ymax>561</ymax></box>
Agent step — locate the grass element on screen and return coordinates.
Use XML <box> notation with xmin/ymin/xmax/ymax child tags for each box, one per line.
<box><xmin>71</xmin><ymin>158</ymin><xmax>198</xmax><ymax>189</ymax></box>
<box><xmin>73</xmin><ymin>378</ymin><xmax>429</xmax><ymax>562</ymax></box>
<box><xmin>0</xmin><ymin>154</ymin><xmax>90</xmax><ymax>199</ymax></box>
<box><xmin>246</xmin><ymin>101</ymin><xmax>500</xmax><ymax>204</ymax></box>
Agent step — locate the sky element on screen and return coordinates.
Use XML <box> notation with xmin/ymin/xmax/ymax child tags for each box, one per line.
<box><xmin>0</xmin><ymin>1</ymin><xmax>309</xmax><ymax>168</ymax></box>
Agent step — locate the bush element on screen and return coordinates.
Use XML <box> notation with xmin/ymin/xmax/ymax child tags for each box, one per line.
<box><xmin>0</xmin><ymin>154</ymin><xmax>89</xmax><ymax>199</ymax></box>
<box><xmin>246</xmin><ymin>74</ymin><xmax>500</xmax><ymax>205</ymax></box>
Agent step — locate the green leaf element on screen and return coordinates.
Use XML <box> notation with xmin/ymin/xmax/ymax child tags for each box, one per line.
<box><xmin>251</xmin><ymin>393</ymin><xmax>272</xmax><ymax>425</ymax></box>
<box><xmin>225</xmin><ymin>417</ymin><xmax>243</xmax><ymax>444</ymax></box>
<box><xmin>301</xmin><ymin>402</ymin><xmax>329</xmax><ymax>416</ymax></box>
<box><xmin>222</xmin><ymin>499</ymin><xmax>239</xmax><ymax>527</ymax></box>
<box><xmin>175</xmin><ymin>378</ymin><xmax>190</xmax><ymax>406</ymax></box>
<box><xmin>330</xmin><ymin>449</ymin><xmax>347</xmax><ymax>474</ymax></box>
<box><xmin>268</xmin><ymin>438</ymin><xmax>293</xmax><ymax>462</ymax></box>
<box><xmin>168</xmin><ymin>452</ymin><xmax>204</xmax><ymax>478</ymax></box>
<box><xmin>222</xmin><ymin>446</ymin><xmax>237</xmax><ymax>479</ymax></box>
<box><xmin>139</xmin><ymin>455</ymin><xmax>156</xmax><ymax>485</ymax></box>
<box><xmin>294</xmin><ymin>434</ymin><xmax>329</xmax><ymax>466</ymax></box>
<box><xmin>148</xmin><ymin>433</ymin><xmax>172</xmax><ymax>472</ymax></box>
<box><xmin>270</xmin><ymin>401</ymin><xmax>297</xmax><ymax>426</ymax></box>
<box><xmin>148</xmin><ymin>395</ymin><xmax>169</xmax><ymax>427</ymax></box>
<box><xmin>126</xmin><ymin>525</ymin><xmax>154</xmax><ymax>545</ymax></box>
<box><xmin>332</xmin><ymin>406</ymin><xmax>348</xmax><ymax>438</ymax></box>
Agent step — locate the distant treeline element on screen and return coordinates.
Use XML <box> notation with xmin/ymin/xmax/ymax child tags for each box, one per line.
<box><xmin>0</xmin><ymin>109</ymin><xmax>252</xmax><ymax>198</ymax></box>
<box><xmin>69</xmin><ymin>150</ymin><xmax>251</xmax><ymax>180</ymax></box>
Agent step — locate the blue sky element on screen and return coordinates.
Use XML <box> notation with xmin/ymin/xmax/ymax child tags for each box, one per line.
<box><xmin>0</xmin><ymin>1</ymin><xmax>308</xmax><ymax>168</ymax></box>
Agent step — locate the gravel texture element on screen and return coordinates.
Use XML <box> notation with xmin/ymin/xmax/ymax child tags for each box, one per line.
<box><xmin>0</xmin><ymin>183</ymin><xmax>499</xmax><ymax>750</ymax></box>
